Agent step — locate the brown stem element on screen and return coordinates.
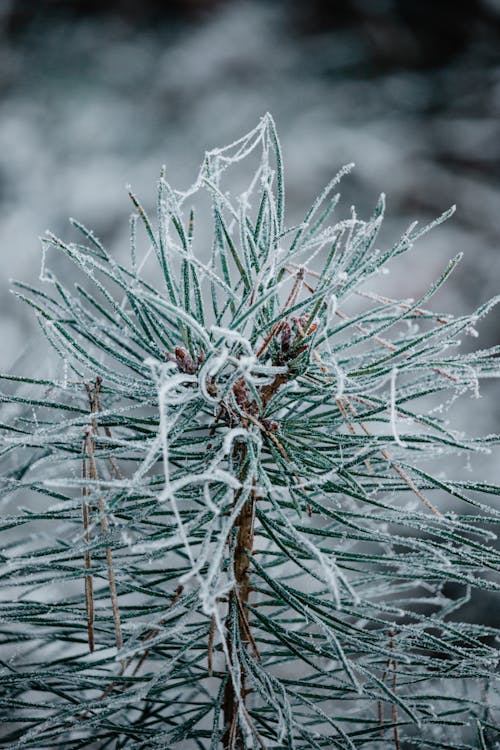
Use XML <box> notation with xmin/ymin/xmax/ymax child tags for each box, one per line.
<box><xmin>260</xmin><ymin>372</ymin><xmax>289</xmax><ymax>410</ymax></box>
<box><xmin>222</xmin><ymin>482</ymin><xmax>256</xmax><ymax>750</ymax></box>
<box><xmin>84</xmin><ymin>378</ymin><xmax>125</xmax><ymax>664</ymax></box>
<box><xmin>84</xmin><ymin>430</ymin><xmax>124</xmax><ymax>665</ymax></box>
<box><xmin>220</xmin><ymin>282</ymin><xmax>313</xmax><ymax>745</ymax></box>
<box><xmin>86</xmin><ymin>377</ymin><xmax>122</xmax><ymax>479</ymax></box>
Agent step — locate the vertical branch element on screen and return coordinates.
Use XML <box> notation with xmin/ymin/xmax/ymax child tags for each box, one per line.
<box><xmin>84</xmin><ymin>378</ymin><xmax>124</xmax><ymax>665</ymax></box>
<box><xmin>221</xmin><ymin>301</ymin><xmax>312</xmax><ymax>747</ymax></box>
<box><xmin>222</xmin><ymin>475</ymin><xmax>257</xmax><ymax>750</ymax></box>
<box><xmin>87</xmin><ymin>376</ymin><xmax>122</xmax><ymax>479</ymax></box>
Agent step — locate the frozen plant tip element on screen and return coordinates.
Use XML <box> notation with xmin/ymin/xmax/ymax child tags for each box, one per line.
<box><xmin>1</xmin><ymin>114</ymin><xmax>500</xmax><ymax>749</ymax></box>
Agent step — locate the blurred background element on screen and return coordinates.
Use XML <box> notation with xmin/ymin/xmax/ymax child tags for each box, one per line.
<box><xmin>0</xmin><ymin>0</ymin><xmax>499</xmax><ymax>426</ymax></box>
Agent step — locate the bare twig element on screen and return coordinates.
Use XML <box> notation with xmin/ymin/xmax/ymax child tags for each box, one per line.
<box><xmin>84</xmin><ymin>378</ymin><xmax>124</xmax><ymax>664</ymax></box>
<box><xmin>84</xmin><ymin>429</ymin><xmax>124</xmax><ymax>663</ymax></box>
<box><xmin>223</xmin><ymin>475</ymin><xmax>256</xmax><ymax>750</ymax></box>
<box><xmin>86</xmin><ymin>376</ymin><xmax>122</xmax><ymax>479</ymax></box>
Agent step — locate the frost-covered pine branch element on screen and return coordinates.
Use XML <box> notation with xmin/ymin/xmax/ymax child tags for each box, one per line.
<box><xmin>1</xmin><ymin>114</ymin><xmax>500</xmax><ymax>748</ymax></box>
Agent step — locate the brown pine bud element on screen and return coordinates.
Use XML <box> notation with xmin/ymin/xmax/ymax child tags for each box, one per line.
<box><xmin>281</xmin><ymin>322</ymin><xmax>291</xmax><ymax>355</ymax></box>
<box><xmin>174</xmin><ymin>347</ymin><xmax>197</xmax><ymax>374</ymax></box>
<box><xmin>233</xmin><ymin>377</ymin><xmax>249</xmax><ymax>408</ymax></box>
<box><xmin>261</xmin><ymin>418</ymin><xmax>278</xmax><ymax>432</ymax></box>
<box><xmin>293</xmin><ymin>314</ymin><xmax>318</xmax><ymax>337</ymax></box>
